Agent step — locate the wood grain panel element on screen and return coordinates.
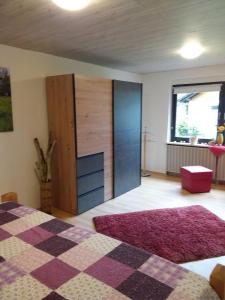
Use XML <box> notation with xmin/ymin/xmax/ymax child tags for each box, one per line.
<box><xmin>75</xmin><ymin>75</ymin><xmax>113</xmax><ymax>201</ymax></box>
<box><xmin>46</xmin><ymin>74</ymin><xmax>77</xmax><ymax>214</ymax></box>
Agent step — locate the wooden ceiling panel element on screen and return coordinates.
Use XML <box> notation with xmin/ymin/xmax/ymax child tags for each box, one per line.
<box><xmin>0</xmin><ymin>0</ymin><xmax>225</xmax><ymax>72</ymax></box>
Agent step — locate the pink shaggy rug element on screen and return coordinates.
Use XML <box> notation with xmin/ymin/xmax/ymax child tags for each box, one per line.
<box><xmin>93</xmin><ymin>205</ymin><xmax>225</xmax><ymax>263</ymax></box>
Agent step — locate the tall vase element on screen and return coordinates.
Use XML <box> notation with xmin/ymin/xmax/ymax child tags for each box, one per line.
<box><xmin>216</xmin><ymin>132</ymin><xmax>224</xmax><ymax>145</ymax></box>
<box><xmin>40</xmin><ymin>181</ymin><xmax>52</xmax><ymax>214</ymax></box>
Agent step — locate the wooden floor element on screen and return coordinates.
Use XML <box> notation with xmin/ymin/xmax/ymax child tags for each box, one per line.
<box><xmin>53</xmin><ymin>173</ymin><xmax>225</xmax><ymax>279</ymax></box>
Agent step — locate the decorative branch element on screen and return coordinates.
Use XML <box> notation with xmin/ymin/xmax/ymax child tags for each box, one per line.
<box><xmin>34</xmin><ymin>133</ymin><xmax>56</xmax><ymax>183</ymax></box>
<box><xmin>34</xmin><ymin>168</ymin><xmax>42</xmax><ymax>184</ymax></box>
<box><xmin>34</xmin><ymin>138</ymin><xmax>46</xmax><ymax>165</ymax></box>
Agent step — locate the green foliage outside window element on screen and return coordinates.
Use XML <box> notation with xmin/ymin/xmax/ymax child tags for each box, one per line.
<box><xmin>177</xmin><ymin>121</ymin><xmax>200</xmax><ymax>137</ymax></box>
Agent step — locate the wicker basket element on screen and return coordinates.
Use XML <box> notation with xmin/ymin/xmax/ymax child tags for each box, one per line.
<box><xmin>40</xmin><ymin>181</ymin><xmax>52</xmax><ymax>214</ymax></box>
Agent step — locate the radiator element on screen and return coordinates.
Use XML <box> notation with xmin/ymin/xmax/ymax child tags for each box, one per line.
<box><xmin>167</xmin><ymin>144</ymin><xmax>225</xmax><ymax>181</ymax></box>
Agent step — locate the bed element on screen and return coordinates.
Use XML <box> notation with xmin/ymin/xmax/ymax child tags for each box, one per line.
<box><xmin>0</xmin><ymin>202</ymin><xmax>219</xmax><ymax>299</ymax></box>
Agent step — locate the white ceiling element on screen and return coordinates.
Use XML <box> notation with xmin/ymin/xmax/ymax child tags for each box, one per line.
<box><xmin>0</xmin><ymin>0</ymin><xmax>225</xmax><ymax>73</ymax></box>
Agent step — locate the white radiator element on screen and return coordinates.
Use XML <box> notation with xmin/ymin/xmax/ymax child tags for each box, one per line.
<box><xmin>167</xmin><ymin>144</ymin><xmax>225</xmax><ymax>181</ymax></box>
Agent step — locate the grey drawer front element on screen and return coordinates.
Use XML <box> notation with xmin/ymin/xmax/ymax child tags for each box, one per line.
<box><xmin>77</xmin><ymin>153</ymin><xmax>104</xmax><ymax>177</ymax></box>
<box><xmin>78</xmin><ymin>187</ymin><xmax>104</xmax><ymax>214</ymax></box>
<box><xmin>77</xmin><ymin>171</ymin><xmax>104</xmax><ymax>196</ymax></box>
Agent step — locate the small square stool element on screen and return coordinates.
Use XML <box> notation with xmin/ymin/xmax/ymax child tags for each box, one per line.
<box><xmin>180</xmin><ymin>166</ymin><xmax>213</xmax><ymax>193</ymax></box>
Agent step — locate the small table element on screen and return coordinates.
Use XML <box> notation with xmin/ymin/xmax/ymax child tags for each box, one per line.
<box><xmin>208</xmin><ymin>145</ymin><xmax>225</xmax><ymax>183</ymax></box>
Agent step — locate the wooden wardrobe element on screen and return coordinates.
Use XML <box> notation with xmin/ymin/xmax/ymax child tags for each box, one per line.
<box><xmin>46</xmin><ymin>74</ymin><xmax>142</xmax><ymax>215</ymax></box>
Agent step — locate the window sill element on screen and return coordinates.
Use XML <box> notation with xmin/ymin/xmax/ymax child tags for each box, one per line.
<box><xmin>167</xmin><ymin>142</ymin><xmax>209</xmax><ymax>148</ymax></box>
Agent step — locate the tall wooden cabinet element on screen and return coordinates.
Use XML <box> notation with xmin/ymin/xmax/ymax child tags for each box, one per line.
<box><xmin>46</xmin><ymin>74</ymin><xmax>142</xmax><ymax>215</ymax></box>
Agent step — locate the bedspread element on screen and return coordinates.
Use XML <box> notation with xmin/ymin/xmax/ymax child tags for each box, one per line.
<box><xmin>0</xmin><ymin>202</ymin><xmax>219</xmax><ymax>299</ymax></box>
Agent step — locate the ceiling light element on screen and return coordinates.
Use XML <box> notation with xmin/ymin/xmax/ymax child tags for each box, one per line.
<box><xmin>179</xmin><ymin>41</ymin><xmax>204</xmax><ymax>59</ymax></box>
<box><xmin>52</xmin><ymin>0</ymin><xmax>90</xmax><ymax>11</ymax></box>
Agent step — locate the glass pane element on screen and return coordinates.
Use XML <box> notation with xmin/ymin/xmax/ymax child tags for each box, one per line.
<box><xmin>175</xmin><ymin>91</ymin><xmax>219</xmax><ymax>139</ymax></box>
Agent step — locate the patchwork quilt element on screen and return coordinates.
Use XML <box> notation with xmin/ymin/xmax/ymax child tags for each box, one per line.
<box><xmin>0</xmin><ymin>202</ymin><xmax>219</xmax><ymax>300</ymax></box>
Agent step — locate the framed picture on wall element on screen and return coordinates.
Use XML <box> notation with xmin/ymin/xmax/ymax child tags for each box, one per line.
<box><xmin>0</xmin><ymin>67</ymin><xmax>13</xmax><ymax>132</ymax></box>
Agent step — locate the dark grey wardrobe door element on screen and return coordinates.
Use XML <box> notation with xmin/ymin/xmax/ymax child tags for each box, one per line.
<box><xmin>113</xmin><ymin>80</ymin><xmax>142</xmax><ymax>197</ymax></box>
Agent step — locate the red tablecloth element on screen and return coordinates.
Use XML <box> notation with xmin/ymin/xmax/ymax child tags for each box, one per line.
<box><xmin>208</xmin><ymin>145</ymin><xmax>225</xmax><ymax>157</ymax></box>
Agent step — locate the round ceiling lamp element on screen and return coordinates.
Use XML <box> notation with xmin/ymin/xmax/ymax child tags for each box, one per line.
<box><xmin>52</xmin><ymin>0</ymin><xmax>90</xmax><ymax>11</ymax></box>
<box><xmin>179</xmin><ymin>41</ymin><xmax>205</xmax><ymax>59</ymax></box>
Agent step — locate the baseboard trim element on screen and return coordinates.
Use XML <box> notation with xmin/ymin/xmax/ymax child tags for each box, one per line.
<box><xmin>145</xmin><ymin>171</ymin><xmax>168</xmax><ymax>179</ymax></box>
<box><xmin>166</xmin><ymin>171</ymin><xmax>180</xmax><ymax>177</ymax></box>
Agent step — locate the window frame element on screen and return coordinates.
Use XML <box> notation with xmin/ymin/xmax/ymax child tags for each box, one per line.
<box><xmin>171</xmin><ymin>81</ymin><xmax>225</xmax><ymax>144</ymax></box>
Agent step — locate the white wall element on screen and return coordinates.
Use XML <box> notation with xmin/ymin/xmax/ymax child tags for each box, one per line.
<box><xmin>142</xmin><ymin>64</ymin><xmax>225</xmax><ymax>173</ymax></box>
<box><xmin>0</xmin><ymin>44</ymin><xmax>141</xmax><ymax>209</ymax></box>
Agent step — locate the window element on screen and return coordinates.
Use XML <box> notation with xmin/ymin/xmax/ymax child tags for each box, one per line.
<box><xmin>171</xmin><ymin>82</ymin><xmax>225</xmax><ymax>143</ymax></box>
